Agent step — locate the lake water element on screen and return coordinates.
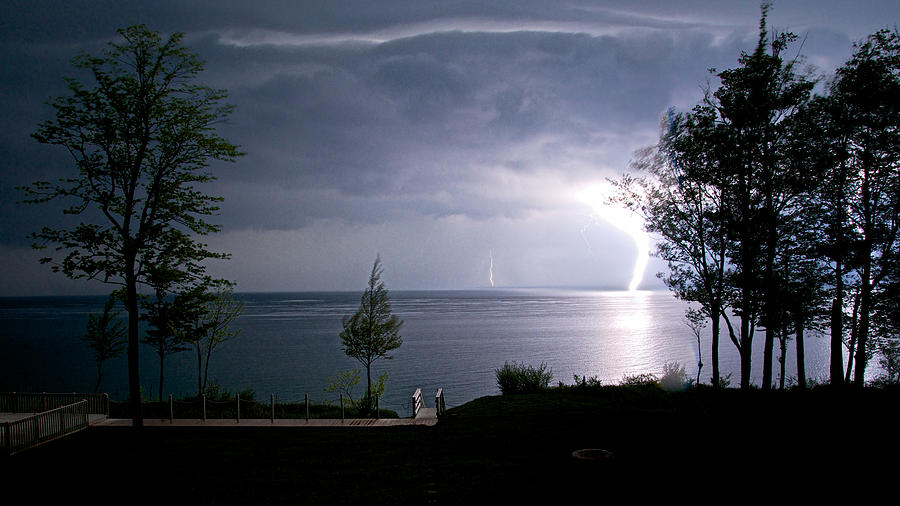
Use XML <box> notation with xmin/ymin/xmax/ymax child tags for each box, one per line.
<box><xmin>0</xmin><ymin>289</ymin><xmax>833</xmax><ymax>415</ymax></box>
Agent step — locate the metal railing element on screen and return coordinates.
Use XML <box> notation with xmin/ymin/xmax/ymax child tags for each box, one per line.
<box><xmin>2</xmin><ymin>400</ymin><xmax>90</xmax><ymax>455</ymax></box>
<box><xmin>0</xmin><ymin>392</ymin><xmax>108</xmax><ymax>416</ymax></box>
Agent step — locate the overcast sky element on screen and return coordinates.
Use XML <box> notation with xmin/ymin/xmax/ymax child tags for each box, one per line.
<box><xmin>1</xmin><ymin>1</ymin><xmax>898</xmax><ymax>295</ymax></box>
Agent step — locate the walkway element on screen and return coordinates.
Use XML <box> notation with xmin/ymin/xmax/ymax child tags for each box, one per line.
<box><xmin>92</xmin><ymin>414</ymin><xmax>437</xmax><ymax>427</ymax></box>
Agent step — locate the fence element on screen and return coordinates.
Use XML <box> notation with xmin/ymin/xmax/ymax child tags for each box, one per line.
<box><xmin>152</xmin><ymin>393</ymin><xmax>390</xmax><ymax>423</ymax></box>
<box><xmin>142</xmin><ymin>388</ymin><xmax>443</xmax><ymax>422</ymax></box>
<box><xmin>0</xmin><ymin>392</ymin><xmax>109</xmax><ymax>416</ymax></box>
<box><xmin>1</xmin><ymin>400</ymin><xmax>90</xmax><ymax>455</ymax></box>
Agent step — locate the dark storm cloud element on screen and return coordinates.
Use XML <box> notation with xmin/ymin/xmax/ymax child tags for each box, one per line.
<box><xmin>198</xmin><ymin>27</ymin><xmax>752</xmax><ymax>231</ymax></box>
<box><xmin>2</xmin><ymin>1</ymin><xmax>898</xmax><ymax>292</ymax></box>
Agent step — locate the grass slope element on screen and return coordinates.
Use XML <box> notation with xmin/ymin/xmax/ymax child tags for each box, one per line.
<box><xmin>3</xmin><ymin>386</ymin><xmax>897</xmax><ymax>504</ymax></box>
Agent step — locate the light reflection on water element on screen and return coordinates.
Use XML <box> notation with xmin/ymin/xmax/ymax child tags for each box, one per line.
<box><xmin>1</xmin><ymin>290</ymin><xmax>837</xmax><ymax>414</ymax></box>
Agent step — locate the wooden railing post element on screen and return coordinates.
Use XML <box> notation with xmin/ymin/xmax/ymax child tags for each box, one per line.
<box><xmin>435</xmin><ymin>388</ymin><xmax>444</xmax><ymax>417</ymax></box>
<box><xmin>169</xmin><ymin>394</ymin><xmax>174</xmax><ymax>424</ymax></box>
<box><xmin>31</xmin><ymin>409</ymin><xmax>39</xmax><ymax>446</ymax></box>
<box><xmin>340</xmin><ymin>394</ymin><xmax>344</xmax><ymax>423</ymax></box>
<box><xmin>305</xmin><ymin>394</ymin><xmax>310</xmax><ymax>422</ymax></box>
<box><xmin>202</xmin><ymin>394</ymin><xmax>207</xmax><ymax>422</ymax></box>
<box><xmin>412</xmin><ymin>388</ymin><xmax>422</xmax><ymax>417</ymax></box>
<box><xmin>236</xmin><ymin>394</ymin><xmax>241</xmax><ymax>423</ymax></box>
<box><xmin>270</xmin><ymin>394</ymin><xmax>275</xmax><ymax>424</ymax></box>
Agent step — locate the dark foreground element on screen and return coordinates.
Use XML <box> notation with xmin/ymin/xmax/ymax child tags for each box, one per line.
<box><xmin>3</xmin><ymin>387</ymin><xmax>896</xmax><ymax>504</ymax></box>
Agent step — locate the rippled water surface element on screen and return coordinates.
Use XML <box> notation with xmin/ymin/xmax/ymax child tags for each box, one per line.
<box><xmin>0</xmin><ymin>290</ymin><xmax>831</xmax><ymax>414</ymax></box>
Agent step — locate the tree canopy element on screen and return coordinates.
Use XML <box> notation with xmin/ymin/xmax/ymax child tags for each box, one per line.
<box><xmin>22</xmin><ymin>25</ymin><xmax>242</xmax><ymax>425</ymax></box>
<box><xmin>622</xmin><ymin>6</ymin><xmax>900</xmax><ymax>389</ymax></box>
<box><xmin>340</xmin><ymin>256</ymin><xmax>403</xmax><ymax>410</ymax></box>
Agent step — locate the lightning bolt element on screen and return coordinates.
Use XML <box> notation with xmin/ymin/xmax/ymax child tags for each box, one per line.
<box><xmin>628</xmin><ymin>235</ymin><xmax>650</xmax><ymax>291</ymax></box>
<box><xmin>580</xmin><ymin>215</ymin><xmax>599</xmax><ymax>257</ymax></box>
<box><xmin>576</xmin><ymin>184</ymin><xmax>650</xmax><ymax>291</ymax></box>
<box><xmin>489</xmin><ymin>250</ymin><xmax>495</xmax><ymax>287</ymax></box>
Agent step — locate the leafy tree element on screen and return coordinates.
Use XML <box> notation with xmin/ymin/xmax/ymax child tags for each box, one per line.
<box><xmin>141</xmin><ymin>288</ymin><xmax>191</xmax><ymax>402</ymax></box>
<box><xmin>623</xmin><ymin>4</ymin><xmax>815</xmax><ymax>390</ymax></box>
<box><xmin>825</xmin><ymin>29</ymin><xmax>900</xmax><ymax>385</ymax></box>
<box><xmin>83</xmin><ymin>294</ymin><xmax>127</xmax><ymax>392</ymax></box>
<box><xmin>325</xmin><ymin>369</ymin><xmax>363</xmax><ymax>406</ymax></box>
<box><xmin>873</xmin><ymin>263</ymin><xmax>900</xmax><ymax>384</ymax></box>
<box><xmin>325</xmin><ymin>369</ymin><xmax>389</xmax><ymax>409</ymax></box>
<box><xmin>790</xmin><ymin>93</ymin><xmax>860</xmax><ymax>386</ymax></box>
<box><xmin>340</xmin><ymin>256</ymin><xmax>403</xmax><ymax>411</ymax></box>
<box><xmin>175</xmin><ymin>284</ymin><xmax>243</xmax><ymax>399</ymax></box>
<box><xmin>21</xmin><ymin>25</ymin><xmax>242</xmax><ymax>426</ymax></box>
<box><xmin>684</xmin><ymin>306</ymin><xmax>707</xmax><ymax>386</ymax></box>
<box><xmin>709</xmin><ymin>6</ymin><xmax>815</xmax><ymax>389</ymax></box>
<box><xmin>618</xmin><ymin>105</ymin><xmax>730</xmax><ymax>388</ymax></box>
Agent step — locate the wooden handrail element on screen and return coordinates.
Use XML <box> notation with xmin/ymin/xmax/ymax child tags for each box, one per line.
<box><xmin>1</xmin><ymin>399</ymin><xmax>90</xmax><ymax>455</ymax></box>
<box><xmin>412</xmin><ymin>388</ymin><xmax>424</xmax><ymax>417</ymax></box>
<box><xmin>0</xmin><ymin>392</ymin><xmax>108</xmax><ymax>416</ymax></box>
<box><xmin>435</xmin><ymin>388</ymin><xmax>445</xmax><ymax>417</ymax></box>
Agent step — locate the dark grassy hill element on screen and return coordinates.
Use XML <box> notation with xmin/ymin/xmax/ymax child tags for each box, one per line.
<box><xmin>3</xmin><ymin>386</ymin><xmax>896</xmax><ymax>504</ymax></box>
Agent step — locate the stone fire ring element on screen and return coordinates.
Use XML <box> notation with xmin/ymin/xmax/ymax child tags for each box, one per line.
<box><xmin>571</xmin><ymin>448</ymin><xmax>614</xmax><ymax>461</ymax></box>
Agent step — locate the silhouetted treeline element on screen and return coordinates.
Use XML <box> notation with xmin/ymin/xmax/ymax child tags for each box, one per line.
<box><xmin>620</xmin><ymin>5</ymin><xmax>900</xmax><ymax>389</ymax></box>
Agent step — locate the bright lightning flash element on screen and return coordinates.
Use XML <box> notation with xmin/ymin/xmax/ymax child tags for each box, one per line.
<box><xmin>489</xmin><ymin>250</ymin><xmax>495</xmax><ymax>287</ymax></box>
<box><xmin>576</xmin><ymin>183</ymin><xmax>650</xmax><ymax>291</ymax></box>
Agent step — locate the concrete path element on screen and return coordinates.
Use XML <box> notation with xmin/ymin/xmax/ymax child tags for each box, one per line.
<box><xmin>91</xmin><ymin>415</ymin><xmax>437</xmax><ymax>427</ymax></box>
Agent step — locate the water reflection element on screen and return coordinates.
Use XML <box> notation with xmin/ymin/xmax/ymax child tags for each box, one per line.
<box><xmin>0</xmin><ymin>290</ymin><xmax>835</xmax><ymax>410</ymax></box>
<box><xmin>588</xmin><ymin>290</ymin><xmax>659</xmax><ymax>378</ymax></box>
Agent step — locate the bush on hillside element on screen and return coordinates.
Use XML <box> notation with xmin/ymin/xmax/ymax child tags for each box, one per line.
<box><xmin>620</xmin><ymin>372</ymin><xmax>660</xmax><ymax>388</ymax></box>
<box><xmin>496</xmin><ymin>361</ymin><xmax>553</xmax><ymax>394</ymax></box>
<box><xmin>660</xmin><ymin>361</ymin><xmax>689</xmax><ymax>392</ymax></box>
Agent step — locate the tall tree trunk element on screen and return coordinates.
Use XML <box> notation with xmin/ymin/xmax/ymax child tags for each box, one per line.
<box><xmin>830</xmin><ymin>260</ymin><xmax>844</xmax><ymax>385</ymax></box>
<box><xmin>155</xmin><ymin>289</ymin><xmax>166</xmax><ymax>403</ymax></box>
<box><xmin>845</xmin><ymin>288</ymin><xmax>861</xmax><ymax>383</ymax></box>
<box><xmin>779</xmin><ymin>335</ymin><xmax>786</xmax><ymax>391</ymax></box>
<box><xmin>763</xmin><ymin>326</ymin><xmax>775</xmax><ymax>390</ymax></box>
<box><xmin>196</xmin><ymin>345</ymin><xmax>203</xmax><ymax>398</ymax></box>
<box><xmin>711</xmin><ymin>301</ymin><xmax>720</xmax><ymax>388</ymax></box>
<box><xmin>761</xmin><ymin>164</ymin><xmax>779</xmax><ymax>392</ymax></box>
<box><xmin>854</xmin><ymin>166</ymin><xmax>874</xmax><ymax>387</ymax></box>
<box><xmin>796</xmin><ymin>320</ymin><xmax>806</xmax><ymax>390</ymax></box>
<box><xmin>366</xmin><ymin>362</ymin><xmax>372</xmax><ymax>410</ymax></box>
<box><xmin>740</xmin><ymin>315</ymin><xmax>752</xmax><ymax>390</ymax></box>
<box><xmin>711</xmin><ymin>316</ymin><xmax>720</xmax><ymax>388</ymax></box>
<box><xmin>203</xmin><ymin>342</ymin><xmax>213</xmax><ymax>395</ymax></box>
<box><xmin>158</xmin><ymin>353</ymin><xmax>165</xmax><ymax>403</ymax></box>
<box><xmin>854</xmin><ymin>261</ymin><xmax>872</xmax><ymax>387</ymax></box>
<box><xmin>125</xmin><ymin>254</ymin><xmax>143</xmax><ymax>428</ymax></box>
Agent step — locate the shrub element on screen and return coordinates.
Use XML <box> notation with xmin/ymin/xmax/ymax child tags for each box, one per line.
<box><xmin>660</xmin><ymin>361</ymin><xmax>689</xmax><ymax>392</ymax></box>
<box><xmin>202</xmin><ymin>382</ymin><xmax>255</xmax><ymax>402</ymax></box>
<box><xmin>620</xmin><ymin>372</ymin><xmax>660</xmax><ymax>388</ymax></box>
<box><xmin>325</xmin><ymin>369</ymin><xmax>362</xmax><ymax>407</ymax></box>
<box><xmin>715</xmin><ymin>372</ymin><xmax>733</xmax><ymax>389</ymax></box>
<box><xmin>571</xmin><ymin>374</ymin><xmax>602</xmax><ymax>388</ymax></box>
<box><xmin>495</xmin><ymin>361</ymin><xmax>553</xmax><ymax>394</ymax></box>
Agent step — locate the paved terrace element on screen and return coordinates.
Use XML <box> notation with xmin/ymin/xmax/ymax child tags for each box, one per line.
<box><xmin>93</xmin><ymin>413</ymin><xmax>438</xmax><ymax>427</ymax></box>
